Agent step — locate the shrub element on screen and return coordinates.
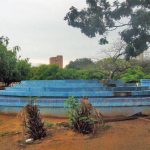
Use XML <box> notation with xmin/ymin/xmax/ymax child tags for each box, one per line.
<box><xmin>44</xmin><ymin>122</ymin><xmax>55</xmax><ymax>128</ymax></box>
<box><xmin>65</xmin><ymin>97</ymin><xmax>103</xmax><ymax>134</ymax></box>
<box><xmin>25</xmin><ymin>105</ymin><xmax>47</xmax><ymax>140</ymax></box>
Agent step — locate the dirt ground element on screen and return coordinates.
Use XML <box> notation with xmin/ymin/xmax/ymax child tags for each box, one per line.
<box><xmin>0</xmin><ymin>113</ymin><xmax>150</xmax><ymax>150</ymax></box>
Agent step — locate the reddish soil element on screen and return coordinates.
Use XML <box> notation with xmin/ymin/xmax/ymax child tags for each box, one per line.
<box><xmin>0</xmin><ymin>113</ymin><xmax>150</xmax><ymax>150</ymax></box>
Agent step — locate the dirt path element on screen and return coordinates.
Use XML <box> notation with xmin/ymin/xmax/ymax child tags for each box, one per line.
<box><xmin>0</xmin><ymin>114</ymin><xmax>150</xmax><ymax>150</ymax></box>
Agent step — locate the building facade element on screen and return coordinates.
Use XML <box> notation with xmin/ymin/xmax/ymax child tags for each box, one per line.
<box><xmin>135</xmin><ymin>49</ymin><xmax>150</xmax><ymax>62</ymax></box>
<box><xmin>49</xmin><ymin>55</ymin><xmax>63</xmax><ymax>68</ymax></box>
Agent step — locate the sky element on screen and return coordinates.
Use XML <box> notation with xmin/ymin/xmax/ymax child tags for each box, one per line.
<box><xmin>0</xmin><ymin>0</ymin><xmax>120</xmax><ymax>66</ymax></box>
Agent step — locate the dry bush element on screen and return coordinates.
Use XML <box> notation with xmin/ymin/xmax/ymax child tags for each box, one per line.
<box><xmin>18</xmin><ymin>105</ymin><xmax>47</xmax><ymax>140</ymax></box>
<box><xmin>25</xmin><ymin>105</ymin><xmax>47</xmax><ymax>140</ymax></box>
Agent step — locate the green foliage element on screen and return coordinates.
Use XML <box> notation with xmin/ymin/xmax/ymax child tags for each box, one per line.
<box><xmin>65</xmin><ymin>96</ymin><xmax>79</xmax><ymax>111</ymax></box>
<box><xmin>30</xmin><ymin>64</ymin><xmax>60</xmax><ymax>80</ymax></box>
<box><xmin>44</xmin><ymin>122</ymin><xmax>55</xmax><ymax>128</ymax></box>
<box><xmin>65</xmin><ymin>97</ymin><xmax>95</xmax><ymax>134</ymax></box>
<box><xmin>0</xmin><ymin>131</ymin><xmax>20</xmax><ymax>137</ymax></box>
<box><xmin>65</xmin><ymin>97</ymin><xmax>104</xmax><ymax>134</ymax></box>
<box><xmin>96</xmin><ymin>58</ymin><xmax>130</xmax><ymax>79</ymax></box>
<box><xmin>0</xmin><ymin>36</ymin><xmax>31</xmax><ymax>85</ymax></box>
<box><xmin>56</xmin><ymin>68</ymin><xmax>81</xmax><ymax>79</ymax></box>
<box><xmin>65</xmin><ymin>0</ymin><xmax>150</xmax><ymax>59</ymax></box>
<box><xmin>66</xmin><ymin>58</ymin><xmax>95</xmax><ymax>69</ymax></box>
<box><xmin>144</xmin><ymin>74</ymin><xmax>150</xmax><ymax>79</ymax></box>
<box><xmin>30</xmin><ymin>64</ymin><xmax>104</xmax><ymax>80</ymax></box>
<box><xmin>16</xmin><ymin>59</ymin><xmax>31</xmax><ymax>81</ymax></box>
<box><xmin>0</xmin><ymin>38</ymin><xmax>18</xmax><ymax>85</ymax></box>
<box><xmin>28</xmin><ymin>57</ymin><xmax>150</xmax><ymax>81</ymax></box>
<box><xmin>121</xmin><ymin>66</ymin><xmax>148</xmax><ymax>82</ymax></box>
<box><xmin>129</xmin><ymin>60</ymin><xmax>150</xmax><ymax>74</ymax></box>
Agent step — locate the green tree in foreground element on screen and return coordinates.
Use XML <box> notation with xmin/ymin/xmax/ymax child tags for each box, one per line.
<box><xmin>0</xmin><ymin>37</ymin><xmax>18</xmax><ymax>85</ymax></box>
<box><xmin>65</xmin><ymin>0</ymin><xmax>150</xmax><ymax>59</ymax></box>
<box><xmin>0</xmin><ymin>36</ymin><xmax>31</xmax><ymax>85</ymax></box>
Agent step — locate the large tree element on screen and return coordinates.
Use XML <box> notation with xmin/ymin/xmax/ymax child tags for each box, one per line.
<box><xmin>0</xmin><ymin>36</ymin><xmax>31</xmax><ymax>85</ymax></box>
<box><xmin>65</xmin><ymin>0</ymin><xmax>150</xmax><ymax>59</ymax></box>
<box><xmin>0</xmin><ymin>37</ymin><xmax>18</xmax><ymax>85</ymax></box>
<box><xmin>96</xmin><ymin>58</ymin><xmax>130</xmax><ymax>79</ymax></box>
<box><xmin>16</xmin><ymin>58</ymin><xmax>31</xmax><ymax>81</ymax></box>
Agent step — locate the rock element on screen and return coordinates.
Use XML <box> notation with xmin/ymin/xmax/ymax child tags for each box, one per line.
<box><xmin>25</xmin><ymin>138</ymin><xmax>33</xmax><ymax>144</ymax></box>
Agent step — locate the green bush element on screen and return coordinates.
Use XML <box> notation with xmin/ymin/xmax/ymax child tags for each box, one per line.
<box><xmin>65</xmin><ymin>97</ymin><xmax>103</xmax><ymax>134</ymax></box>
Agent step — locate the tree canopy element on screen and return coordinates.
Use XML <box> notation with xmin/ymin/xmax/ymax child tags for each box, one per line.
<box><xmin>16</xmin><ymin>58</ymin><xmax>31</xmax><ymax>81</ymax></box>
<box><xmin>30</xmin><ymin>64</ymin><xmax>105</xmax><ymax>80</ymax></box>
<box><xmin>96</xmin><ymin>58</ymin><xmax>130</xmax><ymax>79</ymax></box>
<box><xmin>121</xmin><ymin>66</ymin><xmax>146</xmax><ymax>82</ymax></box>
<box><xmin>66</xmin><ymin>58</ymin><xmax>95</xmax><ymax>69</ymax></box>
<box><xmin>30</xmin><ymin>57</ymin><xmax>150</xmax><ymax>82</ymax></box>
<box><xmin>0</xmin><ymin>36</ymin><xmax>31</xmax><ymax>85</ymax></box>
<box><xmin>65</xmin><ymin>0</ymin><xmax>150</xmax><ymax>59</ymax></box>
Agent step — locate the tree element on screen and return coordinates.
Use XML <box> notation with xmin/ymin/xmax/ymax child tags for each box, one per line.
<box><xmin>96</xmin><ymin>58</ymin><xmax>130</xmax><ymax>79</ymax></box>
<box><xmin>56</xmin><ymin>68</ymin><xmax>81</xmax><ymax>79</ymax></box>
<box><xmin>30</xmin><ymin>64</ymin><xmax>105</xmax><ymax>80</ymax></box>
<box><xmin>0</xmin><ymin>37</ymin><xmax>18</xmax><ymax>85</ymax></box>
<box><xmin>95</xmin><ymin>40</ymin><xmax>130</xmax><ymax>79</ymax></box>
<box><xmin>16</xmin><ymin>58</ymin><xmax>31</xmax><ymax>81</ymax></box>
<box><xmin>0</xmin><ymin>36</ymin><xmax>31</xmax><ymax>85</ymax></box>
<box><xmin>66</xmin><ymin>58</ymin><xmax>95</xmax><ymax>69</ymax></box>
<box><xmin>121</xmin><ymin>66</ymin><xmax>147</xmax><ymax>82</ymax></box>
<box><xmin>101</xmin><ymin>40</ymin><xmax>126</xmax><ymax>60</ymax></box>
<box><xmin>65</xmin><ymin>0</ymin><xmax>150</xmax><ymax>59</ymax></box>
<box><xmin>129</xmin><ymin>59</ymin><xmax>150</xmax><ymax>74</ymax></box>
<box><xmin>31</xmin><ymin>64</ymin><xmax>60</xmax><ymax>80</ymax></box>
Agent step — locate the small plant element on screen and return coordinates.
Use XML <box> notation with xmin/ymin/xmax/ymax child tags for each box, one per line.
<box><xmin>65</xmin><ymin>97</ymin><xmax>104</xmax><ymax>134</ymax></box>
<box><xmin>44</xmin><ymin>122</ymin><xmax>55</xmax><ymax>128</ymax></box>
<box><xmin>25</xmin><ymin>105</ymin><xmax>47</xmax><ymax>140</ymax></box>
<box><xmin>0</xmin><ymin>131</ymin><xmax>20</xmax><ymax>137</ymax></box>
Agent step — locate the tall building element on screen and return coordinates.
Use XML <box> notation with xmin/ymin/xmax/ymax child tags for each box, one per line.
<box><xmin>135</xmin><ymin>53</ymin><xmax>144</xmax><ymax>62</ymax></box>
<box><xmin>49</xmin><ymin>55</ymin><xmax>63</xmax><ymax>68</ymax></box>
<box><xmin>135</xmin><ymin>50</ymin><xmax>150</xmax><ymax>62</ymax></box>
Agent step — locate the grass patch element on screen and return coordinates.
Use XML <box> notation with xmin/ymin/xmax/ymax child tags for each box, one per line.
<box><xmin>0</xmin><ymin>131</ymin><xmax>21</xmax><ymax>137</ymax></box>
<box><xmin>44</xmin><ymin>122</ymin><xmax>55</xmax><ymax>128</ymax></box>
<box><xmin>56</xmin><ymin>122</ymin><xmax>70</xmax><ymax>128</ymax></box>
<box><xmin>102</xmin><ymin>125</ymin><xmax>112</xmax><ymax>130</ymax></box>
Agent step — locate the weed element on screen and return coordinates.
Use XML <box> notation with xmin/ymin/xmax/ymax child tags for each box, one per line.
<box><xmin>44</xmin><ymin>122</ymin><xmax>55</xmax><ymax>128</ymax></box>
